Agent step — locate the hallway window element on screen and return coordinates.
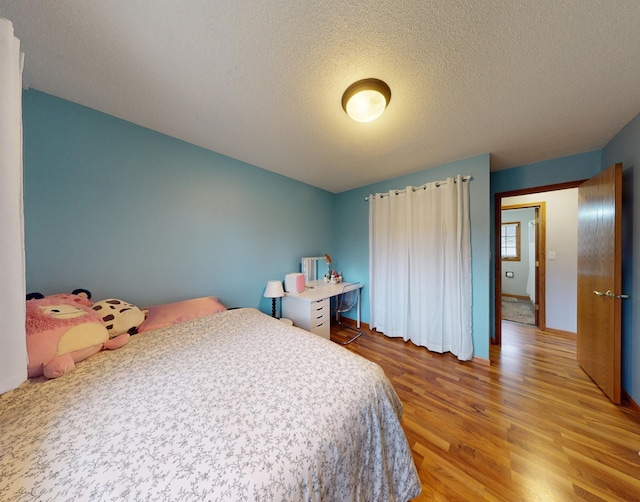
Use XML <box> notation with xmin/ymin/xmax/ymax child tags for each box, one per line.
<box><xmin>501</xmin><ymin>222</ymin><xmax>521</xmax><ymax>261</ymax></box>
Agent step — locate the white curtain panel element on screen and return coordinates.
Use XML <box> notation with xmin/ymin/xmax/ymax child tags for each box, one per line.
<box><xmin>0</xmin><ymin>18</ymin><xmax>26</xmax><ymax>393</ymax></box>
<box><xmin>369</xmin><ymin>175</ymin><xmax>473</xmax><ymax>360</ymax></box>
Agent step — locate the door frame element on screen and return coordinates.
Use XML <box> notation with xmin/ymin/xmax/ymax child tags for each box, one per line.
<box><xmin>500</xmin><ymin>203</ymin><xmax>545</xmax><ymax>328</ymax></box>
<box><xmin>494</xmin><ymin>179</ymin><xmax>587</xmax><ymax>346</ymax></box>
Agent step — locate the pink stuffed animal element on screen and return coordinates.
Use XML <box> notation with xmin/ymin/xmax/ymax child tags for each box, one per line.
<box><xmin>26</xmin><ymin>293</ymin><xmax>129</xmax><ymax>379</ymax></box>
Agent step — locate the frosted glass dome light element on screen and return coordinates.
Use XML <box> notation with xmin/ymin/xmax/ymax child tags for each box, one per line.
<box><xmin>342</xmin><ymin>78</ymin><xmax>391</xmax><ymax>123</ymax></box>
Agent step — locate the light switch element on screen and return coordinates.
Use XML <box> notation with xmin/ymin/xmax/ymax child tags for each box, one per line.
<box><xmin>548</xmin><ymin>251</ymin><xmax>557</xmax><ymax>260</ymax></box>
<box><xmin>505</xmin><ymin>271</ymin><xmax>514</xmax><ymax>278</ymax></box>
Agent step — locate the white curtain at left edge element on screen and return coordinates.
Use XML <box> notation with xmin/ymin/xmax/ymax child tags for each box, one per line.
<box><xmin>0</xmin><ymin>18</ymin><xmax>27</xmax><ymax>393</ymax></box>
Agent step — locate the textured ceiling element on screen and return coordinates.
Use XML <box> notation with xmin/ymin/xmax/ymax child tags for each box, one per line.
<box><xmin>2</xmin><ymin>1</ymin><xmax>640</xmax><ymax>193</ymax></box>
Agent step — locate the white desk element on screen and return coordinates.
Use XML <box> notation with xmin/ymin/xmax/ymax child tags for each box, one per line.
<box><xmin>282</xmin><ymin>282</ymin><xmax>363</xmax><ymax>339</ymax></box>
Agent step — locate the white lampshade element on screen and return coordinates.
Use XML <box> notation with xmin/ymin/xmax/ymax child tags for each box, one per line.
<box><xmin>264</xmin><ymin>280</ymin><xmax>285</xmax><ymax>298</ymax></box>
<box><xmin>342</xmin><ymin>78</ymin><xmax>391</xmax><ymax>123</ymax></box>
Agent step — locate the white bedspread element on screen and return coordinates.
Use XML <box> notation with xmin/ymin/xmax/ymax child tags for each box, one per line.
<box><xmin>1</xmin><ymin>308</ymin><xmax>420</xmax><ymax>501</ymax></box>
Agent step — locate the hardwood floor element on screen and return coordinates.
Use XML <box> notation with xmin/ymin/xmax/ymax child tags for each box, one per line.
<box><xmin>330</xmin><ymin>320</ymin><xmax>640</xmax><ymax>501</ymax></box>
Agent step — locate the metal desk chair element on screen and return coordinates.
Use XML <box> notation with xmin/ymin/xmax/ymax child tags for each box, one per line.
<box><xmin>335</xmin><ymin>284</ymin><xmax>362</xmax><ymax>345</ymax></box>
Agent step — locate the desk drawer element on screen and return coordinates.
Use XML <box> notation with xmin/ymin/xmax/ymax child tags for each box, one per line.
<box><xmin>311</xmin><ymin>320</ymin><xmax>330</xmax><ymax>339</ymax></box>
<box><xmin>310</xmin><ymin>299</ymin><xmax>329</xmax><ymax>328</ymax></box>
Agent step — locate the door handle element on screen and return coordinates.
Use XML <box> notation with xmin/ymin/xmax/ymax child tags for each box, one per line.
<box><xmin>593</xmin><ymin>290</ymin><xmax>630</xmax><ymax>299</ymax></box>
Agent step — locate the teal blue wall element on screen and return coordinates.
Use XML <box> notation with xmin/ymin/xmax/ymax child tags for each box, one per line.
<box><xmin>22</xmin><ymin>90</ymin><xmax>491</xmax><ymax>360</ymax></box>
<box><xmin>602</xmin><ymin>112</ymin><xmax>640</xmax><ymax>406</ymax></box>
<box><xmin>490</xmin><ymin>150</ymin><xmax>602</xmax><ymax>195</ymax></box>
<box><xmin>23</xmin><ymin>90</ymin><xmax>334</xmax><ymax>312</ymax></box>
<box><xmin>334</xmin><ymin>154</ymin><xmax>491</xmax><ymax>360</ymax></box>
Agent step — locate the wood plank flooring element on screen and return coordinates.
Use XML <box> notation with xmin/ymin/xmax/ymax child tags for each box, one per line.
<box><xmin>330</xmin><ymin>320</ymin><xmax>640</xmax><ymax>501</ymax></box>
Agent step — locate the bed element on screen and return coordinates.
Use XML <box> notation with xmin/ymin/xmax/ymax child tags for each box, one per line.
<box><xmin>1</xmin><ymin>307</ymin><xmax>421</xmax><ymax>501</ymax></box>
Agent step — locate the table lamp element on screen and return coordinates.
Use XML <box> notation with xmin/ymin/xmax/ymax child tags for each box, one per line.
<box><xmin>264</xmin><ymin>280</ymin><xmax>285</xmax><ymax>318</ymax></box>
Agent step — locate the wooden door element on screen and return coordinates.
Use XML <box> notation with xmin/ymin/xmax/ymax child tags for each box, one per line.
<box><xmin>577</xmin><ymin>163</ymin><xmax>622</xmax><ymax>404</ymax></box>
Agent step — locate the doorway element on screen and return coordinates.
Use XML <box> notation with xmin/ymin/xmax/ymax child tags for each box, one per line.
<box><xmin>500</xmin><ymin>204</ymin><xmax>544</xmax><ymax>327</ymax></box>
<box><xmin>494</xmin><ymin>180</ymin><xmax>586</xmax><ymax>346</ymax></box>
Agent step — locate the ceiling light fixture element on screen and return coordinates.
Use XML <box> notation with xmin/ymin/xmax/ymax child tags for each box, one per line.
<box><xmin>342</xmin><ymin>78</ymin><xmax>391</xmax><ymax>123</ymax></box>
